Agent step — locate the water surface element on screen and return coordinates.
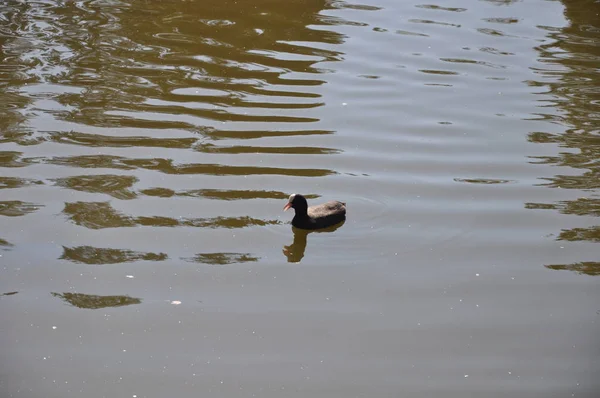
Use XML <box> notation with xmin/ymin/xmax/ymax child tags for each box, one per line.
<box><xmin>1</xmin><ymin>0</ymin><xmax>599</xmax><ymax>397</ymax></box>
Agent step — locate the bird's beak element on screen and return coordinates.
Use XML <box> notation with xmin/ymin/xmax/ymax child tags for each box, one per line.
<box><xmin>283</xmin><ymin>202</ymin><xmax>292</xmax><ymax>211</ymax></box>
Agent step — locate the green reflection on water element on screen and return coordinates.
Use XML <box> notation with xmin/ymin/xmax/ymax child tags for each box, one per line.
<box><xmin>527</xmin><ymin>0</ymin><xmax>600</xmax><ymax>261</ymax></box>
<box><xmin>545</xmin><ymin>262</ymin><xmax>600</xmax><ymax>276</ymax></box>
<box><xmin>52</xmin><ymin>292</ymin><xmax>142</xmax><ymax>309</ymax></box>
<box><xmin>53</xmin><ymin>174</ymin><xmax>138</xmax><ymax>200</ymax></box>
<box><xmin>183</xmin><ymin>253</ymin><xmax>259</xmax><ymax>265</ymax></box>
<box><xmin>61</xmin><ymin>246</ymin><xmax>168</xmax><ymax>264</ymax></box>
<box><xmin>0</xmin><ymin>201</ymin><xmax>42</xmax><ymax>217</ymax></box>
<box><xmin>63</xmin><ymin>201</ymin><xmax>281</xmax><ymax>229</ymax></box>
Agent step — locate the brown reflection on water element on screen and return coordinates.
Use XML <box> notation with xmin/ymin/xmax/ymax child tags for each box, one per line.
<box><xmin>556</xmin><ymin>227</ymin><xmax>600</xmax><ymax>243</ymax></box>
<box><xmin>1</xmin><ymin>0</ymin><xmax>345</xmax><ymax>133</ymax></box>
<box><xmin>283</xmin><ymin>221</ymin><xmax>345</xmax><ymax>263</ymax></box>
<box><xmin>61</xmin><ymin>246</ymin><xmax>167</xmax><ymax>264</ymax></box>
<box><xmin>51</xmin><ymin>292</ymin><xmax>141</xmax><ymax>309</ymax></box>
<box><xmin>0</xmin><ymin>201</ymin><xmax>42</xmax><ymax>217</ymax></box>
<box><xmin>30</xmin><ymin>155</ymin><xmax>135</xmax><ymax>170</ymax></box>
<box><xmin>454</xmin><ymin>178</ymin><xmax>515</xmax><ymax>185</ymax></box>
<box><xmin>198</xmin><ymin>143</ymin><xmax>341</xmax><ymax>155</ymax></box>
<box><xmin>0</xmin><ymin>177</ymin><xmax>43</xmax><ymax>189</ymax></box>
<box><xmin>0</xmin><ymin>238</ymin><xmax>14</xmax><ymax>249</ymax></box>
<box><xmin>0</xmin><ymin>151</ymin><xmax>27</xmax><ymax>167</ymax></box>
<box><xmin>36</xmin><ymin>155</ymin><xmax>335</xmax><ymax>177</ymax></box>
<box><xmin>63</xmin><ymin>201</ymin><xmax>280</xmax><ymax>229</ymax></box>
<box><xmin>545</xmin><ymin>261</ymin><xmax>600</xmax><ymax>276</ymax></box>
<box><xmin>53</xmin><ymin>175</ymin><xmax>138</xmax><ymax>200</ymax></box>
<box><xmin>183</xmin><ymin>253</ymin><xmax>259</xmax><ymax>265</ymax></box>
<box><xmin>176</xmin><ymin>189</ymin><xmax>318</xmax><ymax>201</ymax></box>
<box><xmin>527</xmin><ymin>0</ymin><xmax>600</xmax><ymax>259</ymax></box>
<box><xmin>35</xmin><ymin>130</ymin><xmax>340</xmax><ymax>154</ymax></box>
<box><xmin>49</xmin><ymin>131</ymin><xmax>198</xmax><ymax>149</ymax></box>
<box><xmin>139</xmin><ymin>188</ymin><xmax>320</xmax><ymax>200</ymax></box>
<box><xmin>1</xmin><ymin>291</ymin><xmax>18</xmax><ymax>297</ymax></box>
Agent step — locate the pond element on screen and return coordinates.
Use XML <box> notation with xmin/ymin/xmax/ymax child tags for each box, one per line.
<box><xmin>0</xmin><ymin>0</ymin><xmax>598</xmax><ymax>397</ymax></box>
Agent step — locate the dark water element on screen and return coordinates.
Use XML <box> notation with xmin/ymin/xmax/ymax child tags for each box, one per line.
<box><xmin>0</xmin><ymin>0</ymin><xmax>598</xmax><ymax>397</ymax></box>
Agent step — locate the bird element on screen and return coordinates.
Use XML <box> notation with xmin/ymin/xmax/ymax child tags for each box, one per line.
<box><xmin>283</xmin><ymin>193</ymin><xmax>346</xmax><ymax>230</ymax></box>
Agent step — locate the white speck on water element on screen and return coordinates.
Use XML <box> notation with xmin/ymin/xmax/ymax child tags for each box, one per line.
<box><xmin>342</xmin><ymin>102</ymin><xmax>347</xmax><ymax>106</ymax></box>
<box><xmin>126</xmin><ymin>275</ymin><xmax>134</xmax><ymax>279</ymax></box>
<box><xmin>475</xmin><ymin>273</ymin><xmax>480</xmax><ymax>276</ymax></box>
<box><xmin>464</xmin><ymin>375</ymin><xmax>469</xmax><ymax>378</ymax></box>
<box><xmin>171</xmin><ymin>301</ymin><xmax>182</xmax><ymax>305</ymax></box>
<box><xmin>52</xmin><ymin>326</ymin><xmax>57</xmax><ymax>330</ymax></box>
<box><xmin>508</xmin><ymin>371</ymin><xmax>511</xmax><ymax>375</ymax></box>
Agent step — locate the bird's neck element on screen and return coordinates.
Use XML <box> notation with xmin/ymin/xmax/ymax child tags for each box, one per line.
<box><xmin>294</xmin><ymin>206</ymin><xmax>309</xmax><ymax>218</ymax></box>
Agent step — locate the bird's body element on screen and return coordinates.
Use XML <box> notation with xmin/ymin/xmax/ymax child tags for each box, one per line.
<box><xmin>284</xmin><ymin>194</ymin><xmax>346</xmax><ymax>230</ymax></box>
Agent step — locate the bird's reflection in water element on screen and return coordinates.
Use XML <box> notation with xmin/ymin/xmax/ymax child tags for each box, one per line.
<box><xmin>283</xmin><ymin>220</ymin><xmax>345</xmax><ymax>263</ymax></box>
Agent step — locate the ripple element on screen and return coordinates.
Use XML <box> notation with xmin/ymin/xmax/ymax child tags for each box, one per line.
<box><xmin>171</xmin><ymin>87</ymin><xmax>232</xmax><ymax>97</ymax></box>
<box><xmin>395</xmin><ymin>30</ymin><xmax>429</xmax><ymax>37</ymax></box>
<box><xmin>0</xmin><ymin>177</ymin><xmax>44</xmax><ymax>189</ymax></box>
<box><xmin>0</xmin><ymin>201</ymin><xmax>43</xmax><ymax>217</ymax></box>
<box><xmin>175</xmin><ymin>189</ymin><xmax>320</xmax><ymax>201</ymax></box>
<box><xmin>109</xmin><ymin>107</ymin><xmax>320</xmax><ymax>124</ymax></box>
<box><xmin>61</xmin><ymin>245</ymin><xmax>167</xmax><ymax>264</ymax></box>
<box><xmin>39</xmin><ymin>155</ymin><xmax>336</xmax><ymax>177</ymax></box>
<box><xmin>196</xmin><ymin>143</ymin><xmax>341</xmax><ymax>155</ymax></box>
<box><xmin>63</xmin><ymin>201</ymin><xmax>281</xmax><ymax>229</ymax></box>
<box><xmin>182</xmin><ymin>252</ymin><xmax>259</xmax><ymax>265</ymax></box>
<box><xmin>206</xmin><ymin>129</ymin><xmax>333</xmax><ymax>140</ymax></box>
<box><xmin>477</xmin><ymin>28</ymin><xmax>510</xmax><ymax>37</ymax></box>
<box><xmin>123</xmin><ymin>158</ymin><xmax>337</xmax><ymax>177</ymax></box>
<box><xmin>330</xmin><ymin>2</ymin><xmax>382</xmax><ymax>11</ymax></box>
<box><xmin>0</xmin><ymin>238</ymin><xmax>14</xmax><ymax>249</ymax></box>
<box><xmin>198</xmin><ymin>19</ymin><xmax>236</xmax><ymax>27</ymax></box>
<box><xmin>34</xmin><ymin>155</ymin><xmax>135</xmax><ymax>170</ymax></box>
<box><xmin>64</xmin><ymin>202</ymin><xmax>137</xmax><ymax>229</ymax></box>
<box><xmin>49</xmin><ymin>131</ymin><xmax>197</xmax><ymax>149</ymax></box>
<box><xmin>419</xmin><ymin>69</ymin><xmax>459</xmax><ymax>75</ymax></box>
<box><xmin>409</xmin><ymin>19</ymin><xmax>461</xmax><ymax>28</ymax></box>
<box><xmin>483</xmin><ymin>17</ymin><xmax>520</xmax><ymax>24</ymax></box>
<box><xmin>51</xmin><ymin>292</ymin><xmax>142</xmax><ymax>309</ymax></box>
<box><xmin>415</xmin><ymin>4</ymin><xmax>467</xmax><ymax>12</ymax></box>
<box><xmin>440</xmin><ymin>58</ymin><xmax>507</xmax><ymax>69</ymax></box>
<box><xmin>0</xmin><ymin>151</ymin><xmax>27</xmax><ymax>168</ymax></box>
<box><xmin>525</xmin><ymin>198</ymin><xmax>600</xmax><ymax>217</ymax></box>
<box><xmin>479</xmin><ymin>47</ymin><xmax>515</xmax><ymax>56</ymax></box>
<box><xmin>545</xmin><ymin>261</ymin><xmax>600</xmax><ymax>276</ymax></box>
<box><xmin>454</xmin><ymin>178</ymin><xmax>516</xmax><ymax>184</ymax></box>
<box><xmin>557</xmin><ymin>226</ymin><xmax>600</xmax><ymax>242</ymax></box>
<box><xmin>53</xmin><ymin>175</ymin><xmax>138</xmax><ymax>200</ymax></box>
<box><xmin>140</xmin><ymin>188</ymin><xmax>176</xmax><ymax>198</ymax></box>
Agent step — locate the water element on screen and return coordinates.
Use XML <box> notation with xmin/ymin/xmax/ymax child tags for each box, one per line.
<box><xmin>1</xmin><ymin>0</ymin><xmax>598</xmax><ymax>397</ymax></box>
